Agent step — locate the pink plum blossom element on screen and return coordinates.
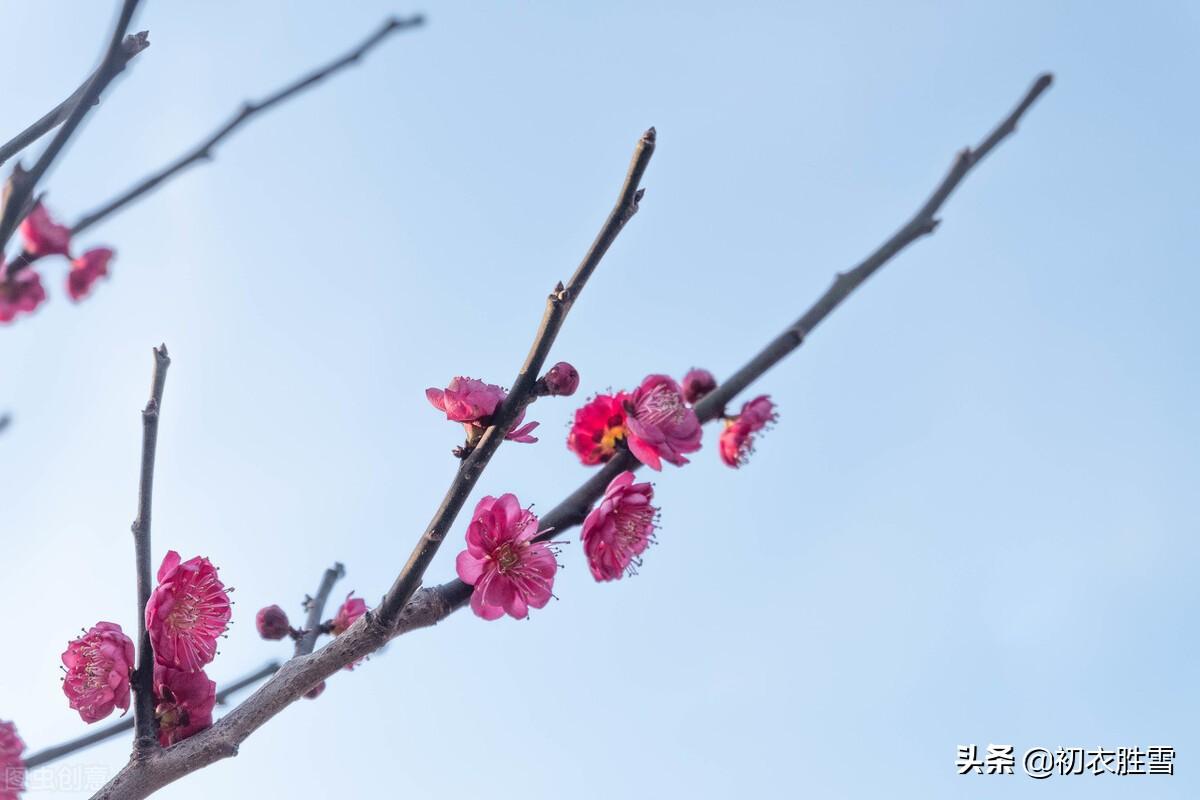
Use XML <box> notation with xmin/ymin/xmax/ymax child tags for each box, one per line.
<box><xmin>624</xmin><ymin>374</ymin><xmax>702</xmax><ymax>470</ymax></box>
<box><xmin>331</xmin><ymin>593</ymin><xmax>367</xmax><ymax>635</ymax></box>
<box><xmin>153</xmin><ymin>664</ymin><xmax>216</xmax><ymax>747</ymax></box>
<box><xmin>681</xmin><ymin>368</ymin><xmax>717</xmax><ymax>405</ymax></box>
<box><xmin>61</xmin><ymin>622</ymin><xmax>136</xmax><ymax>724</ymax></box>
<box><xmin>0</xmin><ymin>269</ymin><xmax>46</xmax><ymax>324</ymax></box>
<box><xmin>0</xmin><ymin>720</ymin><xmax>24</xmax><ymax>800</ymax></box>
<box><xmin>426</xmin><ymin>376</ymin><xmax>539</xmax><ymax>443</ymax></box>
<box><xmin>581</xmin><ymin>471</ymin><xmax>658</xmax><ymax>581</ymax></box>
<box><xmin>567</xmin><ymin>392</ymin><xmax>629</xmax><ymax>465</ymax></box>
<box><xmin>145</xmin><ymin>551</ymin><xmax>232</xmax><ymax>673</ymax></box>
<box><xmin>719</xmin><ymin>395</ymin><xmax>778</xmax><ymax>468</ymax></box>
<box><xmin>455</xmin><ymin>493</ymin><xmax>557</xmax><ymax>620</ymax></box>
<box><xmin>18</xmin><ymin>203</ymin><xmax>71</xmax><ymax>257</ymax></box>
<box><xmin>66</xmin><ymin>247</ymin><xmax>113</xmax><ymax>302</ymax></box>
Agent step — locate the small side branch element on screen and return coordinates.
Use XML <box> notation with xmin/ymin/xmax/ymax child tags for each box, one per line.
<box><xmin>131</xmin><ymin>344</ymin><xmax>170</xmax><ymax>755</ymax></box>
<box><xmin>294</xmin><ymin>563</ymin><xmax>346</xmax><ymax>657</ymax></box>
<box><xmin>373</xmin><ymin>127</ymin><xmax>657</xmax><ymax>626</ymax></box>
<box><xmin>22</xmin><ymin>661</ymin><xmax>278</xmax><ymax>770</ymax></box>
<box><xmin>0</xmin><ymin>31</ymin><xmax>149</xmax><ymax>168</ymax></box>
<box><xmin>0</xmin><ymin>0</ymin><xmax>144</xmax><ymax>250</ymax></box>
<box><xmin>70</xmin><ymin>14</ymin><xmax>425</xmax><ymax>236</ymax></box>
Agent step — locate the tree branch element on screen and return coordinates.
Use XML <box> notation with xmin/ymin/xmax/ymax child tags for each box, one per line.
<box><xmin>373</xmin><ymin>126</ymin><xmax>656</xmax><ymax>627</ymax></box>
<box><xmin>294</xmin><ymin>563</ymin><xmax>345</xmax><ymax>657</ymax></box>
<box><xmin>0</xmin><ymin>0</ymin><xmax>143</xmax><ymax>251</ymax></box>
<box><xmin>69</xmin><ymin>14</ymin><xmax>425</xmax><ymax>237</ymax></box>
<box><xmin>0</xmin><ymin>31</ymin><xmax>150</xmax><ymax>169</ymax></box>
<box><xmin>130</xmin><ymin>344</ymin><xmax>169</xmax><ymax>756</ymax></box>
<box><xmin>21</xmin><ymin>662</ymin><xmax>278</xmax><ymax>770</ymax></box>
<box><xmin>87</xmin><ymin>73</ymin><xmax>1050</xmax><ymax>800</ymax></box>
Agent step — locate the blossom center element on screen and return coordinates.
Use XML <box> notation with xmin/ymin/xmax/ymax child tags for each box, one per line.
<box><xmin>634</xmin><ymin>385</ymin><xmax>684</xmax><ymax>426</ymax></box>
<box><xmin>495</xmin><ymin>543</ymin><xmax>521</xmax><ymax>573</ymax></box>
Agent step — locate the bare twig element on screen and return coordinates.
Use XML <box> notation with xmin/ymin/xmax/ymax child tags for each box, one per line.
<box><xmin>130</xmin><ymin>344</ymin><xmax>170</xmax><ymax>755</ymax></box>
<box><xmin>69</xmin><ymin>14</ymin><xmax>425</xmax><ymax>237</ymax></box>
<box><xmin>87</xmin><ymin>74</ymin><xmax>1050</xmax><ymax>800</ymax></box>
<box><xmin>294</xmin><ymin>563</ymin><xmax>345</xmax><ymax>657</ymax></box>
<box><xmin>373</xmin><ymin>127</ymin><xmax>656</xmax><ymax>627</ymax></box>
<box><xmin>0</xmin><ymin>413</ymin><xmax>10</xmax><ymax>434</ymax></box>
<box><xmin>22</xmin><ymin>662</ymin><xmax>278</xmax><ymax>770</ymax></box>
<box><xmin>0</xmin><ymin>32</ymin><xmax>150</xmax><ymax>168</ymax></box>
<box><xmin>0</xmin><ymin>0</ymin><xmax>143</xmax><ymax>251</ymax></box>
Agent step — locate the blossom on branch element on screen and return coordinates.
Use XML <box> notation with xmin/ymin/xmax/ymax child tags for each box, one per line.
<box><xmin>18</xmin><ymin>203</ymin><xmax>71</xmax><ymax>258</ymax></box>
<box><xmin>331</xmin><ymin>593</ymin><xmax>367</xmax><ymax>636</ymax></box>
<box><xmin>66</xmin><ymin>247</ymin><xmax>113</xmax><ymax>302</ymax></box>
<box><xmin>681</xmin><ymin>368</ymin><xmax>717</xmax><ymax>405</ymax></box>
<box><xmin>426</xmin><ymin>376</ymin><xmax>539</xmax><ymax>443</ymax></box>
<box><xmin>146</xmin><ymin>551</ymin><xmax>232</xmax><ymax>673</ymax></box>
<box><xmin>0</xmin><ymin>720</ymin><xmax>24</xmax><ymax>800</ymax></box>
<box><xmin>153</xmin><ymin>664</ymin><xmax>216</xmax><ymax>747</ymax></box>
<box><xmin>455</xmin><ymin>494</ymin><xmax>557</xmax><ymax>620</ymax></box>
<box><xmin>581</xmin><ymin>471</ymin><xmax>658</xmax><ymax>581</ymax></box>
<box><xmin>255</xmin><ymin>605</ymin><xmax>290</xmax><ymax>641</ymax></box>
<box><xmin>0</xmin><ymin>268</ymin><xmax>46</xmax><ymax>324</ymax></box>
<box><xmin>624</xmin><ymin>374</ymin><xmax>702</xmax><ymax>470</ymax></box>
<box><xmin>719</xmin><ymin>395</ymin><xmax>778</xmax><ymax>468</ymax></box>
<box><xmin>60</xmin><ymin>622</ymin><xmax>135</xmax><ymax>724</ymax></box>
<box><xmin>567</xmin><ymin>392</ymin><xmax>629</xmax><ymax>465</ymax></box>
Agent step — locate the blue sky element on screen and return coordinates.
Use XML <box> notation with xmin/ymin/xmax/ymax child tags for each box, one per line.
<box><xmin>1</xmin><ymin>1</ymin><xmax>1197</xmax><ymax>798</ymax></box>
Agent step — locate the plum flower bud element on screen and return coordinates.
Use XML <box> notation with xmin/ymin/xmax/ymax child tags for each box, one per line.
<box><xmin>153</xmin><ymin>664</ymin><xmax>216</xmax><ymax>746</ymax></box>
<box><xmin>331</xmin><ymin>593</ymin><xmax>367</xmax><ymax>636</ymax></box>
<box><xmin>719</xmin><ymin>395</ymin><xmax>778</xmax><ymax>468</ymax></box>
<box><xmin>0</xmin><ymin>269</ymin><xmax>47</xmax><ymax>324</ymax></box>
<box><xmin>255</xmin><ymin>605</ymin><xmax>290</xmax><ymax>641</ymax></box>
<box><xmin>681</xmin><ymin>368</ymin><xmax>717</xmax><ymax>405</ymax></box>
<box><xmin>19</xmin><ymin>202</ymin><xmax>72</xmax><ymax>257</ymax></box>
<box><xmin>455</xmin><ymin>493</ymin><xmax>557</xmax><ymax>620</ymax></box>
<box><xmin>0</xmin><ymin>720</ymin><xmax>25</xmax><ymax>799</ymax></box>
<box><xmin>145</xmin><ymin>551</ymin><xmax>232</xmax><ymax>673</ymax></box>
<box><xmin>624</xmin><ymin>374</ymin><xmax>703</xmax><ymax>471</ymax></box>
<box><xmin>581</xmin><ymin>471</ymin><xmax>658</xmax><ymax>581</ymax></box>
<box><xmin>61</xmin><ymin>622</ymin><xmax>136</xmax><ymax>724</ymax></box>
<box><xmin>303</xmin><ymin>681</ymin><xmax>326</xmax><ymax>700</ymax></box>
<box><xmin>67</xmin><ymin>247</ymin><xmax>113</xmax><ymax>302</ymax></box>
<box><xmin>540</xmin><ymin>361</ymin><xmax>580</xmax><ymax>397</ymax></box>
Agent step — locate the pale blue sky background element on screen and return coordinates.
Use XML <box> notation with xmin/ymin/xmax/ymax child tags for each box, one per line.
<box><xmin>1</xmin><ymin>1</ymin><xmax>1197</xmax><ymax>798</ymax></box>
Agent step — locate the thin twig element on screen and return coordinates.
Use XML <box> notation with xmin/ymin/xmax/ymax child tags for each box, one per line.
<box><xmin>0</xmin><ymin>32</ymin><xmax>150</xmax><ymax>169</ymax></box>
<box><xmin>70</xmin><ymin>14</ymin><xmax>425</xmax><ymax>237</ymax></box>
<box><xmin>294</xmin><ymin>563</ymin><xmax>345</xmax><ymax>657</ymax></box>
<box><xmin>130</xmin><ymin>344</ymin><xmax>170</xmax><ymax>756</ymax></box>
<box><xmin>22</xmin><ymin>662</ymin><xmax>279</xmax><ymax>770</ymax></box>
<box><xmin>0</xmin><ymin>413</ymin><xmax>10</xmax><ymax>434</ymax></box>
<box><xmin>0</xmin><ymin>0</ymin><xmax>143</xmax><ymax>251</ymax></box>
<box><xmin>373</xmin><ymin>127</ymin><xmax>656</xmax><ymax>627</ymax></box>
<box><xmin>87</xmin><ymin>74</ymin><xmax>1051</xmax><ymax>800</ymax></box>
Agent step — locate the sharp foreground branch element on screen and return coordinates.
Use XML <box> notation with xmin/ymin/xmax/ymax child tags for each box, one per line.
<box><xmin>86</xmin><ymin>74</ymin><xmax>1051</xmax><ymax>800</ymax></box>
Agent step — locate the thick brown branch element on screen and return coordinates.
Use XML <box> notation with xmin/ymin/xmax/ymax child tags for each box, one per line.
<box><xmin>373</xmin><ymin>127</ymin><xmax>656</xmax><ymax>627</ymax></box>
<box><xmin>294</xmin><ymin>563</ymin><xmax>345</xmax><ymax>657</ymax></box>
<box><xmin>69</xmin><ymin>15</ymin><xmax>424</xmax><ymax>237</ymax></box>
<box><xmin>88</xmin><ymin>74</ymin><xmax>1050</xmax><ymax>800</ymax></box>
<box><xmin>0</xmin><ymin>32</ymin><xmax>149</xmax><ymax>169</ymax></box>
<box><xmin>22</xmin><ymin>661</ymin><xmax>278</xmax><ymax>770</ymax></box>
<box><xmin>0</xmin><ymin>0</ymin><xmax>143</xmax><ymax>251</ymax></box>
<box><xmin>131</xmin><ymin>344</ymin><xmax>169</xmax><ymax>755</ymax></box>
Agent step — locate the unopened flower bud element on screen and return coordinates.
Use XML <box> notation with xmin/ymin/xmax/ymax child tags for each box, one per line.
<box><xmin>542</xmin><ymin>361</ymin><xmax>580</xmax><ymax>397</ymax></box>
<box><xmin>255</xmin><ymin>605</ymin><xmax>290</xmax><ymax>641</ymax></box>
<box><xmin>681</xmin><ymin>368</ymin><xmax>717</xmax><ymax>405</ymax></box>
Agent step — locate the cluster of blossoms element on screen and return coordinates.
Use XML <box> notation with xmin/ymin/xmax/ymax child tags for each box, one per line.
<box><xmin>0</xmin><ymin>203</ymin><xmax>114</xmax><ymax>324</ymax></box>
<box><xmin>59</xmin><ymin>551</ymin><xmax>230</xmax><ymax>749</ymax></box>
<box><xmin>456</xmin><ymin>364</ymin><xmax>780</xmax><ymax>618</ymax></box>
<box><xmin>254</xmin><ymin>588</ymin><xmax>369</xmax><ymax>700</ymax></box>
<box><xmin>0</xmin><ymin>721</ymin><xmax>23</xmax><ymax>800</ymax></box>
